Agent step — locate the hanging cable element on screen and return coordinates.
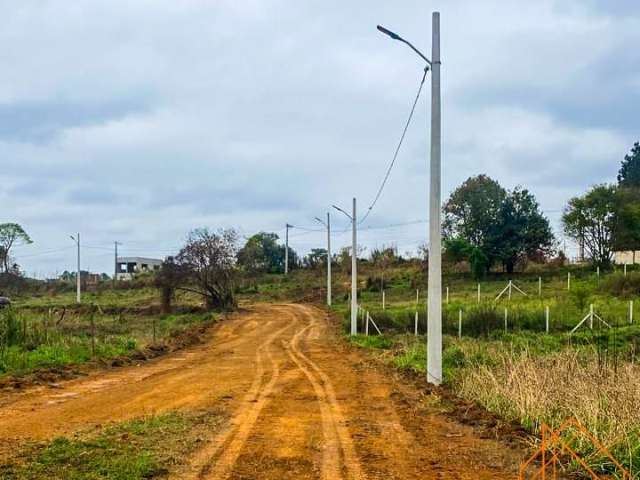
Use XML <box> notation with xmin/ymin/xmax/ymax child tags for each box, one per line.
<box><xmin>359</xmin><ymin>67</ymin><xmax>429</xmax><ymax>226</ymax></box>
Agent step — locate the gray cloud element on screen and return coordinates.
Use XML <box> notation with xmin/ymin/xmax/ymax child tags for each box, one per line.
<box><xmin>1</xmin><ymin>0</ymin><xmax>637</xmax><ymax>276</ymax></box>
<box><xmin>0</xmin><ymin>97</ymin><xmax>153</xmax><ymax>143</ymax></box>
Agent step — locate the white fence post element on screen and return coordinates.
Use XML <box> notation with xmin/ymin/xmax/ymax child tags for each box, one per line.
<box><xmin>382</xmin><ymin>290</ymin><xmax>386</xmax><ymax>310</ymax></box>
<box><xmin>504</xmin><ymin>307</ymin><xmax>508</xmax><ymax>333</ymax></box>
<box><xmin>458</xmin><ymin>309</ymin><xmax>462</xmax><ymax>338</ymax></box>
<box><xmin>446</xmin><ymin>286</ymin><xmax>449</xmax><ymax>304</ymax></box>
<box><xmin>366</xmin><ymin>311</ymin><xmax>370</xmax><ymax>336</ymax></box>
<box><xmin>589</xmin><ymin>304</ymin><xmax>594</xmax><ymax>329</ymax></box>
<box><xmin>545</xmin><ymin>305</ymin><xmax>549</xmax><ymax>333</ymax></box>
<box><xmin>597</xmin><ymin>266</ymin><xmax>600</xmax><ymax>281</ymax></box>
<box><xmin>567</xmin><ymin>272</ymin><xmax>571</xmax><ymax>291</ymax></box>
<box><xmin>538</xmin><ymin>277</ymin><xmax>542</xmax><ymax>297</ymax></box>
<box><xmin>630</xmin><ymin>300</ymin><xmax>634</xmax><ymax>324</ymax></box>
<box><xmin>477</xmin><ymin>283</ymin><xmax>481</xmax><ymax>303</ymax></box>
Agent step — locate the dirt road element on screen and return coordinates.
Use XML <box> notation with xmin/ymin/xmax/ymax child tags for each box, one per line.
<box><xmin>0</xmin><ymin>304</ymin><xmax>523</xmax><ymax>479</ymax></box>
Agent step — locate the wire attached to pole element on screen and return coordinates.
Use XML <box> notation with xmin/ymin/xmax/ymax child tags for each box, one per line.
<box><xmin>359</xmin><ymin>67</ymin><xmax>429</xmax><ymax>226</ymax></box>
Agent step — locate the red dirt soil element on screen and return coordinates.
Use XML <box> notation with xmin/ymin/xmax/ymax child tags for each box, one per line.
<box><xmin>0</xmin><ymin>304</ymin><xmax>526</xmax><ymax>479</ymax></box>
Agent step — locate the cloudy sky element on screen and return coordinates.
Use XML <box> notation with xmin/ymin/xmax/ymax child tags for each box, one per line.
<box><xmin>3</xmin><ymin>0</ymin><xmax>638</xmax><ymax>277</ymax></box>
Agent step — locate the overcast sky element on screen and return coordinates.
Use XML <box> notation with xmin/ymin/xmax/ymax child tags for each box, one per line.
<box><xmin>3</xmin><ymin>0</ymin><xmax>639</xmax><ymax>277</ymax></box>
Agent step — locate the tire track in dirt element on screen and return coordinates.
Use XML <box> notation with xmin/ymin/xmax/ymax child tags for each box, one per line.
<box><xmin>184</xmin><ymin>311</ymin><xmax>300</xmax><ymax>480</ymax></box>
<box><xmin>285</xmin><ymin>307</ymin><xmax>365</xmax><ymax>480</ymax></box>
<box><xmin>285</xmin><ymin>323</ymin><xmax>343</xmax><ymax>480</ymax></box>
<box><xmin>0</xmin><ymin>306</ymin><xmax>279</xmax><ymax>443</ymax></box>
<box><xmin>1</xmin><ymin>303</ymin><xmax>526</xmax><ymax>479</ymax></box>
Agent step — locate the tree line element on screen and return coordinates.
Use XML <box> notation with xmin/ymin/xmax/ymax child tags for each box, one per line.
<box><xmin>5</xmin><ymin>141</ymin><xmax>639</xmax><ymax>308</ymax></box>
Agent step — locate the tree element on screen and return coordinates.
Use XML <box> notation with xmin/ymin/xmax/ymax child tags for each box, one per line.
<box><xmin>612</xmin><ymin>187</ymin><xmax>640</xmax><ymax>253</ymax></box>
<box><xmin>154</xmin><ymin>256</ymin><xmax>187</xmax><ymax>314</ymax></box>
<box><xmin>0</xmin><ymin>223</ymin><xmax>32</xmax><ymax>273</ymax></box>
<box><xmin>175</xmin><ymin>228</ymin><xmax>239</xmax><ymax>310</ymax></box>
<box><xmin>443</xmin><ymin>237</ymin><xmax>489</xmax><ymax>279</ymax></box>
<box><xmin>489</xmin><ymin>187</ymin><xmax>554</xmax><ymax>273</ymax></box>
<box><xmin>444</xmin><ymin>176</ymin><xmax>553</xmax><ymax>274</ymax></box>
<box><xmin>562</xmin><ymin>184</ymin><xmax>617</xmax><ymax>267</ymax></box>
<box><xmin>302</xmin><ymin>248</ymin><xmax>327</xmax><ymax>269</ymax></box>
<box><xmin>613</xmin><ymin>142</ymin><xmax>640</xmax><ymax>252</ymax></box>
<box><xmin>617</xmin><ymin>141</ymin><xmax>640</xmax><ymax>187</ymax></box>
<box><xmin>237</xmin><ymin>232</ymin><xmax>298</xmax><ymax>274</ymax></box>
<box><xmin>444</xmin><ymin>175</ymin><xmax>506</xmax><ymax>249</ymax></box>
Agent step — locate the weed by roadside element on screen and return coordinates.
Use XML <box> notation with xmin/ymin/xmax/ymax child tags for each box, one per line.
<box><xmin>0</xmin><ymin>410</ymin><xmax>225</xmax><ymax>479</ymax></box>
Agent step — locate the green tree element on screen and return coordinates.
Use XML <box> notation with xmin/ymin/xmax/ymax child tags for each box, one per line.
<box><xmin>0</xmin><ymin>223</ymin><xmax>32</xmax><ymax>273</ymax></box>
<box><xmin>237</xmin><ymin>232</ymin><xmax>298</xmax><ymax>274</ymax></box>
<box><xmin>613</xmin><ymin>142</ymin><xmax>640</xmax><ymax>253</ymax></box>
<box><xmin>303</xmin><ymin>248</ymin><xmax>327</xmax><ymax>269</ymax></box>
<box><xmin>490</xmin><ymin>187</ymin><xmax>554</xmax><ymax>273</ymax></box>
<box><xmin>613</xmin><ymin>187</ymin><xmax>640</xmax><ymax>253</ymax></box>
<box><xmin>562</xmin><ymin>184</ymin><xmax>617</xmax><ymax>267</ymax></box>
<box><xmin>443</xmin><ymin>237</ymin><xmax>488</xmax><ymax>279</ymax></box>
<box><xmin>444</xmin><ymin>175</ymin><xmax>506</xmax><ymax>248</ymax></box>
<box><xmin>617</xmin><ymin>141</ymin><xmax>640</xmax><ymax>187</ymax></box>
<box><xmin>444</xmin><ymin>176</ymin><xmax>553</xmax><ymax>274</ymax></box>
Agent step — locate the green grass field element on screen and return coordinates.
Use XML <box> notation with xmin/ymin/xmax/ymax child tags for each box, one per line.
<box><xmin>0</xmin><ymin>286</ymin><xmax>215</xmax><ymax>377</ymax></box>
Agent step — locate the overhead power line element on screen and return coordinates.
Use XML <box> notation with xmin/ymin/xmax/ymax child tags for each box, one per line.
<box><xmin>359</xmin><ymin>67</ymin><xmax>429</xmax><ymax>226</ymax></box>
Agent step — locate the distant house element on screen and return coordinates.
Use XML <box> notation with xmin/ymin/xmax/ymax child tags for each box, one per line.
<box><xmin>613</xmin><ymin>251</ymin><xmax>640</xmax><ymax>265</ymax></box>
<box><xmin>116</xmin><ymin>257</ymin><xmax>163</xmax><ymax>280</ymax></box>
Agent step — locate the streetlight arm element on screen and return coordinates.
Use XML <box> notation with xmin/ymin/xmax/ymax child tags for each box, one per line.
<box><xmin>332</xmin><ymin>205</ymin><xmax>352</xmax><ymax>221</ymax></box>
<box><xmin>377</xmin><ymin>25</ymin><xmax>432</xmax><ymax>66</ymax></box>
<box><xmin>314</xmin><ymin>217</ymin><xmax>326</xmax><ymax>227</ymax></box>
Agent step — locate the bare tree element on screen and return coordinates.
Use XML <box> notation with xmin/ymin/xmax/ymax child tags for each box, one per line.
<box><xmin>176</xmin><ymin>228</ymin><xmax>239</xmax><ymax>310</ymax></box>
<box><xmin>154</xmin><ymin>256</ymin><xmax>186</xmax><ymax>314</ymax></box>
<box><xmin>0</xmin><ymin>223</ymin><xmax>32</xmax><ymax>273</ymax></box>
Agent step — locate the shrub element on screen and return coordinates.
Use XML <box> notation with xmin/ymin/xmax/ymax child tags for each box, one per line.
<box><xmin>461</xmin><ymin>303</ymin><xmax>502</xmax><ymax>337</ymax></box>
<box><xmin>600</xmin><ymin>272</ymin><xmax>640</xmax><ymax>297</ymax></box>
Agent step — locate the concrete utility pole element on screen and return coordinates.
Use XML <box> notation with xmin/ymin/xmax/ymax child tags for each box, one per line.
<box><xmin>284</xmin><ymin>223</ymin><xmax>292</xmax><ymax>274</ymax></box>
<box><xmin>351</xmin><ymin>198</ymin><xmax>357</xmax><ymax>335</ymax></box>
<box><xmin>114</xmin><ymin>241</ymin><xmax>121</xmax><ymax>286</ymax></box>
<box><xmin>427</xmin><ymin>12</ymin><xmax>442</xmax><ymax>385</ymax></box>
<box><xmin>326</xmin><ymin>213</ymin><xmax>331</xmax><ymax>306</ymax></box>
<box><xmin>315</xmin><ymin>213</ymin><xmax>332</xmax><ymax>306</ymax></box>
<box><xmin>377</xmin><ymin>11</ymin><xmax>442</xmax><ymax>384</ymax></box>
<box><xmin>70</xmin><ymin>233</ymin><xmax>81</xmax><ymax>304</ymax></box>
<box><xmin>332</xmin><ymin>198</ymin><xmax>358</xmax><ymax>335</ymax></box>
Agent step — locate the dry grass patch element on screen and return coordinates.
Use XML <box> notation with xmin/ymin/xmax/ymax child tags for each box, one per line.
<box><xmin>454</xmin><ymin>350</ymin><xmax>640</xmax><ymax>474</ymax></box>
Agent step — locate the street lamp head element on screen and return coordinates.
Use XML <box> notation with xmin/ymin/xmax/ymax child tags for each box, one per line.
<box><xmin>377</xmin><ymin>25</ymin><xmax>401</xmax><ymax>41</ymax></box>
<box><xmin>376</xmin><ymin>24</ymin><xmax>431</xmax><ymax>66</ymax></box>
<box><xmin>332</xmin><ymin>204</ymin><xmax>352</xmax><ymax>221</ymax></box>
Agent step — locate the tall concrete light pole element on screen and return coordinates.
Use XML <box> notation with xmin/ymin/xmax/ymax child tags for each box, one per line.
<box><xmin>70</xmin><ymin>234</ymin><xmax>81</xmax><ymax>304</ymax></box>
<box><xmin>114</xmin><ymin>241</ymin><xmax>121</xmax><ymax>286</ymax></box>
<box><xmin>284</xmin><ymin>223</ymin><xmax>292</xmax><ymax>274</ymax></box>
<box><xmin>377</xmin><ymin>12</ymin><xmax>442</xmax><ymax>384</ymax></box>
<box><xmin>333</xmin><ymin>198</ymin><xmax>357</xmax><ymax>335</ymax></box>
<box><xmin>314</xmin><ymin>213</ymin><xmax>332</xmax><ymax>307</ymax></box>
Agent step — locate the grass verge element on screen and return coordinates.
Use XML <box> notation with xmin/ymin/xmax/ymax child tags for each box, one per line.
<box><xmin>350</xmin><ymin>332</ymin><xmax>640</xmax><ymax>477</ymax></box>
<box><xmin>0</xmin><ymin>410</ymin><xmax>224</xmax><ymax>479</ymax></box>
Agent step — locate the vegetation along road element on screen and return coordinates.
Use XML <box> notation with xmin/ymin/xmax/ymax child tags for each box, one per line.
<box><xmin>0</xmin><ymin>304</ymin><xmax>522</xmax><ymax>479</ymax></box>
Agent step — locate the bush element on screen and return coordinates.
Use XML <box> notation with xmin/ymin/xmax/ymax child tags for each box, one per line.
<box><xmin>0</xmin><ymin>308</ymin><xmax>21</xmax><ymax>346</ymax></box>
<box><xmin>460</xmin><ymin>303</ymin><xmax>502</xmax><ymax>337</ymax></box>
<box><xmin>600</xmin><ymin>272</ymin><xmax>640</xmax><ymax>297</ymax></box>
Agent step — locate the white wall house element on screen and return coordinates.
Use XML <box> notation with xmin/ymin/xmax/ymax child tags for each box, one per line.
<box><xmin>116</xmin><ymin>257</ymin><xmax>163</xmax><ymax>280</ymax></box>
<box><xmin>613</xmin><ymin>251</ymin><xmax>640</xmax><ymax>265</ymax></box>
